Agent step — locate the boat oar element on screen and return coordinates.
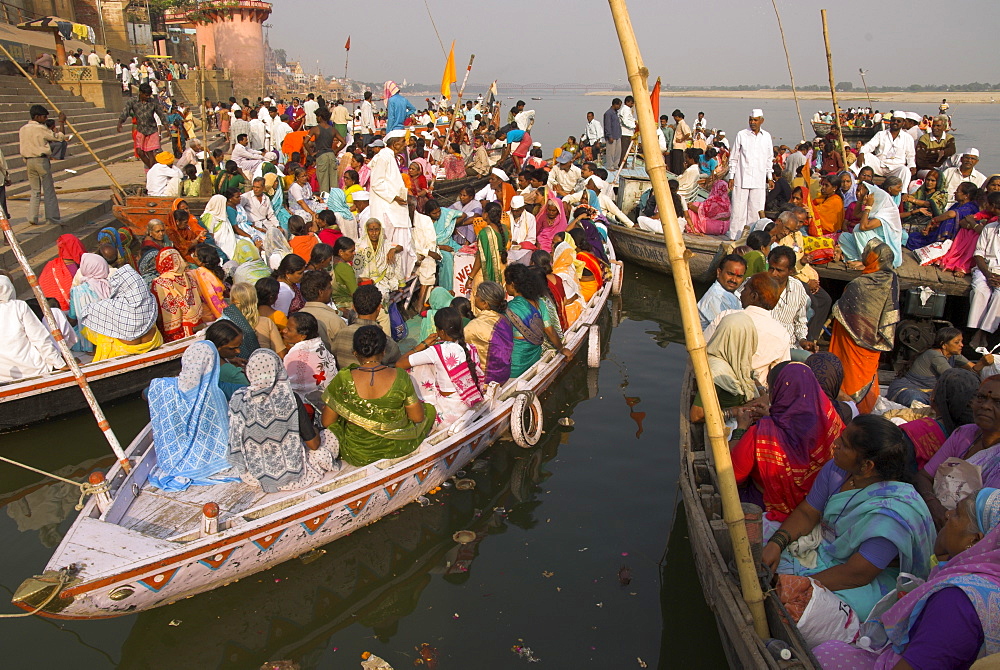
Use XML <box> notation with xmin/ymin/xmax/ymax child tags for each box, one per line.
<box><xmin>607</xmin><ymin>0</ymin><xmax>770</xmax><ymax>639</ymax></box>
<box><xmin>0</xmin><ymin>42</ymin><xmax>125</xmax><ymax>197</ymax></box>
<box><xmin>0</xmin><ymin>211</ymin><xmax>131</xmax><ymax>473</ymax></box>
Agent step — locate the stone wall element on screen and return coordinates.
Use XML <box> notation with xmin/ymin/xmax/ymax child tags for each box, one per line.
<box><xmin>54</xmin><ymin>65</ymin><xmax>124</xmax><ymax>113</ymax></box>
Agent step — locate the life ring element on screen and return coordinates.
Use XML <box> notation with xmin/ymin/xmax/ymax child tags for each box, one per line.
<box><xmin>588</xmin><ymin>324</ymin><xmax>601</xmax><ymax>368</ymax></box>
<box><xmin>611</xmin><ymin>261</ymin><xmax>624</xmax><ymax>296</ymax></box>
<box><xmin>510</xmin><ymin>391</ymin><xmax>543</xmax><ymax>448</ymax></box>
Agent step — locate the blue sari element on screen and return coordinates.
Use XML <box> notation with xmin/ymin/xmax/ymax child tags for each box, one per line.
<box><xmin>433</xmin><ymin>207</ymin><xmax>461</xmax><ymax>291</ymax></box>
<box><xmin>272</xmin><ymin>182</ymin><xmax>291</xmax><ymax>234</ymax></box>
<box><xmin>507</xmin><ymin>296</ymin><xmax>546</xmax><ymax>377</ymax></box>
<box><xmin>148</xmin><ymin>341</ymin><xmax>238</xmax><ymax>492</ymax></box>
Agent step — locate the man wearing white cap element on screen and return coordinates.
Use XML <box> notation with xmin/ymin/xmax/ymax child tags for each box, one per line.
<box><xmin>857</xmin><ymin>114</ymin><xmax>916</xmax><ymax>192</ymax></box>
<box><xmin>352</xmin><ymin>190</ymin><xmax>371</xmax><ymax>230</ymax></box>
<box><xmin>369</xmin><ymin>130</ymin><xmax>415</xmax><ymax>277</ymax></box>
<box><xmin>727</xmin><ymin>109</ymin><xmax>773</xmax><ymax>240</ymax></box>
<box><xmin>941</xmin><ymin>149</ymin><xmax>986</xmax><ymax>207</ymax></box>
<box><xmin>547</xmin><ymin>152</ymin><xmax>582</xmax><ymax>196</ymax></box>
<box><xmin>508</xmin><ymin>195</ymin><xmax>537</xmax><ymax>264</ymax></box>
<box><xmin>902</xmin><ymin>112</ymin><xmax>923</xmax><ymax>142</ymax></box>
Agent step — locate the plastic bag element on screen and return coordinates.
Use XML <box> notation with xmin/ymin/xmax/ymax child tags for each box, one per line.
<box><xmin>777</xmin><ymin>574</ymin><xmax>860</xmax><ymax>648</ymax></box>
<box><xmin>934</xmin><ymin>457</ymin><xmax>982</xmax><ymax>511</ymax></box>
<box><xmin>388</xmin><ymin>301</ymin><xmax>408</xmax><ymax>342</ymax></box>
<box><xmin>913</xmin><ymin>239</ymin><xmax>952</xmax><ymax>266</ymax></box>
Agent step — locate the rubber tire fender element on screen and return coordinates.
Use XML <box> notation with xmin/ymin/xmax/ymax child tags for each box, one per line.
<box><xmin>510</xmin><ymin>390</ymin><xmax>543</xmax><ymax>448</ymax></box>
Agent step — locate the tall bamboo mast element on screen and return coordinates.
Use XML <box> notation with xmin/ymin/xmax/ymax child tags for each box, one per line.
<box><xmin>821</xmin><ymin>10</ymin><xmax>849</xmax><ymax>168</ymax></box>
<box><xmin>607</xmin><ymin>0</ymin><xmax>769</xmax><ymax>639</ymax></box>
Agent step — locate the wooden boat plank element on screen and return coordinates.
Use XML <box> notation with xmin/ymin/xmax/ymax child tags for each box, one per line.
<box><xmin>120</xmin><ymin>480</ymin><xmax>264</xmax><ymax>540</ymax></box>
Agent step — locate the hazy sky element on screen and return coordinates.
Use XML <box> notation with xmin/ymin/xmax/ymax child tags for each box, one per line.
<box><xmin>268</xmin><ymin>0</ymin><xmax>995</xmax><ymax>89</ymax></box>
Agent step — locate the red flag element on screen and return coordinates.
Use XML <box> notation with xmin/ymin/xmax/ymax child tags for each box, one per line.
<box><xmin>344</xmin><ymin>36</ymin><xmax>351</xmax><ymax>51</ymax></box>
<box><xmin>650</xmin><ymin>77</ymin><xmax>661</xmax><ymax>122</ymax></box>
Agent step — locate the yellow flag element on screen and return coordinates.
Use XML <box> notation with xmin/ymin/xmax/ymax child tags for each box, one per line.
<box><xmin>441</xmin><ymin>41</ymin><xmax>456</xmax><ymax>100</ymax></box>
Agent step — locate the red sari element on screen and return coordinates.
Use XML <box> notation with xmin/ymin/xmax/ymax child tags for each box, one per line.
<box><xmin>546</xmin><ymin>275</ymin><xmax>569</xmax><ymax>331</ymax></box>
<box><xmin>39</xmin><ymin>234</ymin><xmax>85</xmax><ymax>310</ymax></box>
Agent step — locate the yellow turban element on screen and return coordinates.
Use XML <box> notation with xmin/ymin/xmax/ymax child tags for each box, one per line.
<box><xmin>155</xmin><ymin>151</ymin><xmax>175</xmax><ymax>165</ymax></box>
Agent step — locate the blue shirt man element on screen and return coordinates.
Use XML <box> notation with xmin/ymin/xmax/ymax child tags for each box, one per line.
<box><xmin>697</xmin><ymin>255</ymin><xmax>748</xmax><ymax>328</ymax></box>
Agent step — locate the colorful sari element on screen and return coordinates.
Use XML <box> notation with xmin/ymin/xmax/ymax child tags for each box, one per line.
<box><xmin>98</xmin><ymin>227</ymin><xmax>138</xmax><ymax>269</ymax></box>
<box><xmin>776</xmin><ymin>476</ymin><xmax>935</xmax><ymax>618</ymax></box>
<box><xmin>221</xmin><ymin>304</ymin><xmax>260</xmax><ymax>359</ymax></box>
<box><xmin>231</xmin><ymin>239</ymin><xmax>272</xmax><ymax>285</ymax></box>
<box><xmin>165</xmin><ymin>204</ymin><xmax>205</xmax><ymax>261</ymax></box>
<box><xmin>907</xmin><ymin>198</ymin><xmax>977</xmax><ymax>251</ymax></box>
<box><xmin>39</xmin><ymin>234</ymin><xmax>85</xmax><ymax>311</ymax></box>
<box><xmin>732</xmin><ymin>362</ymin><xmax>844</xmax><ymax>520</ymax></box>
<box><xmin>685</xmin><ymin>180</ymin><xmax>731</xmax><ymax>235</ymax></box>
<box><xmin>353</xmin><ymin>226</ymin><xmax>400</xmax><ymax>299</ymax></box>
<box><xmin>148</xmin><ymin>341</ymin><xmax>237</xmax><ymax>492</ymax></box>
<box><xmin>476</xmin><ymin>224</ymin><xmax>506</xmax><ymax>284</ymax></box>
<box><xmin>813</xmin><ymin>191</ymin><xmax>845</xmax><ymax>234</ymax></box>
<box><xmin>577</xmin><ymin>250</ymin><xmax>608</xmax><ymax>303</ymax></box>
<box><xmin>150</xmin><ymin>249</ymin><xmax>203</xmax><ymax>342</ymax></box>
<box><xmin>839</xmin><ymin>185</ymin><xmax>905</xmax><ymax>268</ymax></box>
<box><xmin>322</xmin><ymin>366</ymin><xmax>436</xmax><ymax>467</ymax></box>
<box><xmin>433</xmin><ymin>207</ymin><xmax>461</xmax><ymax>291</ymax></box>
<box><xmin>192</xmin><ymin>266</ymin><xmax>227</xmax><ymax>319</ymax></box>
<box><xmin>552</xmin><ymin>239</ymin><xmax>584</xmax><ymax>326</ymax></box>
<box><xmin>930</xmin><ymin>201</ymin><xmax>983</xmax><ymax>272</ymax></box>
<box><xmin>507</xmin><ymin>296</ymin><xmax>545</xmax><ymax>377</ymax></box>
<box><xmin>464</xmin><ymin>310</ymin><xmax>514</xmax><ymax>385</ymax></box>
<box><xmin>535</xmin><ymin>192</ymin><xmax>567</xmax><ymax>253</ymax></box>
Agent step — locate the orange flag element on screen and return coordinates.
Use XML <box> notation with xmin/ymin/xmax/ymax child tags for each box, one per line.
<box><xmin>650</xmin><ymin>77</ymin><xmax>661</xmax><ymax>122</ymax></box>
<box><xmin>344</xmin><ymin>36</ymin><xmax>351</xmax><ymax>50</ymax></box>
<box><xmin>440</xmin><ymin>41</ymin><xmax>456</xmax><ymax>100</ymax></box>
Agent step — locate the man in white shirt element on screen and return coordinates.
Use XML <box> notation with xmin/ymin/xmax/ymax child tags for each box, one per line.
<box><xmin>677</xmin><ymin>148</ymin><xmax>702</xmax><ymax>203</ymax></box>
<box><xmin>858</xmin><ymin>115</ymin><xmax>916</xmax><ymax>192</ymax></box>
<box><xmin>353</xmin><ymin>191</ymin><xmax>371</xmax><ymax>228</ymax></box>
<box><xmin>692</xmin><ymin>111</ymin><xmax>708</xmax><ymax>132</ymax></box>
<box><xmin>241</xmin><ymin>177</ymin><xmax>279</xmax><ymax>231</ymax></box>
<box><xmin>359</xmin><ymin>91</ymin><xmax>376</xmax><ymax>145</ymax></box>
<box><xmin>728</xmin><ymin>109</ymin><xmax>774</xmax><ymax>241</ymax></box>
<box><xmin>87</xmin><ymin>50</ymin><xmax>101</xmax><ymax>67</ymax></box>
<box><xmin>145</xmin><ymin>151</ymin><xmax>182</xmax><ymax>196</ymax></box>
<box><xmin>903</xmin><ymin>112</ymin><xmax>923</xmax><ymax>142</ymax></box>
<box><xmin>766</xmin><ymin>245</ymin><xmax>811</xmax><ymax>356</ymax></box>
<box><xmin>270</xmin><ymin>112</ymin><xmax>293</xmax><ymax>161</ymax></box>
<box><xmin>302</xmin><ymin>93</ymin><xmax>319</xmax><ymax>128</ymax></box>
<box><xmin>247</xmin><ymin>115</ymin><xmax>267</xmax><ymax>150</ymax></box>
<box><xmin>783</xmin><ymin>142</ymin><xmax>809</xmax><ymax>184</ymax></box>
<box><xmin>969</xmin><ymin>218</ymin><xmax>1000</xmax><ymax>348</ymax></box>
<box><xmin>369</xmin><ymin>130</ymin><xmax>414</xmax><ymax>278</ymax></box>
<box><xmin>547</xmin><ymin>153</ymin><xmax>582</xmax><ymax>196</ymax></box>
<box><xmin>582</xmin><ymin>111</ymin><xmax>603</xmax><ymax>149</ymax></box>
<box><xmin>509</xmin><ymin>195</ymin><xmax>537</xmax><ymax>250</ymax></box>
<box><xmin>232</xmin><ymin>134</ymin><xmax>264</xmax><ymax>176</ymax></box>
<box><xmin>941</xmin><ymin>149</ymin><xmax>987</xmax><ymax>206</ymax></box>
<box><xmin>618</xmin><ymin>95</ymin><xmax>636</xmax><ymax>159</ymax></box>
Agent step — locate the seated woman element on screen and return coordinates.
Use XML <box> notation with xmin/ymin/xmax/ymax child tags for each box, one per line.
<box><xmin>464</xmin><ymin>281</ymin><xmax>514</xmax><ymax>386</ymax></box>
<box><xmin>321</xmin><ymin>325</ymin><xmax>436</xmax><ymax>467</ymax></box>
<box><xmin>900</xmin><ymin>168</ymin><xmax>947</xmax><ymax>231</ymax></box>
<box><xmin>287</xmin><ymin>167</ymin><xmax>320</xmax><ymax>223</ymax></box>
<box><xmin>68</xmin><ymin>253</ymin><xmax>112</xmax><ymax>354</ymax></box>
<box><xmin>231</xmin><ymin>238</ymin><xmax>271</xmax><ymax>286</ymax></box>
<box><xmin>397</xmin><ymin>307</ymin><xmax>484</xmax><ymax>429</ymax></box>
<box><xmin>255</xmin><ymin>276</ymin><xmax>288</xmax><ymax>330</ymax></box>
<box><xmin>840</xmin><ymin>181</ymin><xmax>905</xmax><ymax>268</ymax></box>
<box><xmin>39</xmin><ymin>233</ymin><xmax>85</xmax><ymax>311</ymax></box>
<box><xmin>763</xmin><ymin>415</ymin><xmax>936</xmax><ymax>620</ymax></box>
<box><xmin>147</xmin><ymin>340</ymin><xmax>238</xmax><ymax>492</ymax></box>
<box><xmin>551</xmin><ymin>232</ymin><xmax>585</xmax><ymax>326</ymax></box>
<box><xmin>569</xmin><ymin>228</ymin><xmax>609</xmax><ymax>303</ymax></box>
<box><xmin>200</xmin><ymin>194</ymin><xmax>237</xmax><ymax>261</ymax></box>
<box><xmin>888</xmin><ymin>326</ymin><xmax>993</xmax><ymax>406</ymax></box>
<box><xmin>203</xmin><ymin>320</ymin><xmax>249</xmax><ymax>400</ymax></box>
<box><xmin>224</xmin><ymin>282</ymin><xmax>271</xmax><ymax>355</ymax></box>
<box><xmin>138</xmin><ymin>218</ymin><xmax>173</xmax><ymax>285</ymax></box>
<box><xmin>918</xmin><ymin>376</ymin><xmax>1000</xmax><ymax>528</ymax></box>
<box><xmin>730</xmin><ymin>361</ymin><xmax>844</xmax><ymax>520</ymax></box>
<box><xmin>273</xmin><ymin>253</ymin><xmax>307</xmax><ymax>315</ymax></box>
<box><xmin>685</xmin><ymin>180</ymin><xmax>731</xmax><ymax>236</ymax></box>
<box><xmin>689</xmin><ymin>312</ymin><xmax>761</xmax><ymax>424</ymax></box>
<box><xmin>330</xmin><ymin>237</ymin><xmax>358</xmax><ymax>313</ymax></box>
<box><xmin>805</xmin><ymin>351</ymin><xmax>856</xmax><ymax>424</ymax></box>
<box><xmin>353</xmin><ymin>218</ymin><xmax>403</xmax><ymax>299</ymax></box>
<box><xmin>813</xmin><ymin>487</ymin><xmax>1000</xmax><ymax>669</ymax></box>
<box><xmin>288</xmin><ymin>215</ymin><xmax>319</xmax><ymax>263</ymax></box>
<box><xmin>190</xmin><ymin>243</ymin><xmax>228</xmax><ymax>320</ymax></box>
<box><xmin>79</xmin><ymin>266</ymin><xmax>163</xmax><ymax>362</ymax></box>
<box><xmin>898</xmin><ymin>368</ymin><xmax>979</xmax><ymax>476</ymax></box>
<box><xmin>264</xmin><ymin>226</ymin><xmax>293</xmax><ymax>271</ymax></box>
<box><xmin>150</xmin><ymin>248</ymin><xmax>204</xmax><ymax>342</ymax></box>
<box><xmin>906</xmin><ymin>180</ymin><xmax>979</xmax><ymax>251</ymax></box>
<box><xmin>532</xmin><ymin>249</ymin><xmax>578</xmax><ymax>332</ymax></box>
<box><xmin>228</xmin><ymin>349</ymin><xmax>336</xmax><ymax>493</ymax></box>
<box><xmin>279</xmin><ymin>311</ymin><xmax>338</xmax><ymax>398</ymax></box>
<box><xmin>504</xmin><ymin>264</ymin><xmax>573</xmax><ymax>377</ymax></box>
<box><xmin>0</xmin><ymin>276</ymin><xmax>66</xmax><ymax>382</ymax></box>
<box><xmin>470</xmin><ymin>202</ymin><xmax>509</xmax><ymax>286</ymax></box>
<box><xmin>812</xmin><ymin>174</ymin><xmax>844</xmax><ymax>235</ymax></box>
<box><xmin>936</xmin><ymin>188</ymin><xmax>995</xmax><ymax>276</ymax></box>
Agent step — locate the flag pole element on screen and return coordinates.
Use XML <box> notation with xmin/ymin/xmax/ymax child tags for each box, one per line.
<box><xmin>607</xmin><ymin>0</ymin><xmax>769</xmax><ymax>639</ymax></box>
<box><xmin>447</xmin><ymin>54</ymin><xmax>475</xmax><ymax>144</ymax></box>
<box><xmin>343</xmin><ymin>36</ymin><xmax>350</xmax><ymax>82</ymax></box>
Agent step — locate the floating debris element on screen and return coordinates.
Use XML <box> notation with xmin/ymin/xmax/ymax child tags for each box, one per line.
<box><xmin>542</xmin><ymin>571</ymin><xmax>554</xmax><ymax>578</ymax></box>
<box><xmin>558</xmin><ymin>417</ymin><xmax>574</xmax><ymax>427</ymax></box>
<box><xmin>168</xmin><ymin>619</ymin><xmax>182</xmax><ymax>626</ymax></box>
<box><xmin>455</xmin><ymin>478</ymin><xmax>476</xmax><ymax>490</ymax></box>
<box><xmin>360</xmin><ymin>651</ymin><xmax>394</xmax><ymax>669</ymax></box>
<box><xmin>414</xmin><ymin>643</ymin><xmax>439</xmax><ymax>668</ymax></box>
<box><xmin>260</xmin><ymin>662</ymin><xmax>300</xmax><ymax>670</ymax></box>
<box><xmin>453</xmin><ymin>530</ymin><xmax>476</xmax><ymax>544</ymax></box>
<box><xmin>637</xmin><ymin>658</ymin><xmax>647</xmax><ymax>668</ymax></box>
<box><xmin>618</xmin><ymin>564</ymin><xmax>632</xmax><ymax>586</ymax></box>
<box><xmin>511</xmin><ymin>640</ymin><xmax>540</xmax><ymax>663</ymax></box>
<box><xmin>298</xmin><ymin>549</ymin><xmax>326</xmax><ymax>564</ymax></box>
<box><xmin>417</xmin><ymin>495</ymin><xmax>430</xmax><ymax>507</ymax></box>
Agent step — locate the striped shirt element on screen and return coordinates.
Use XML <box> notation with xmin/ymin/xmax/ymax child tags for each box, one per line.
<box><xmin>770</xmin><ymin>278</ymin><xmax>809</xmax><ymax>344</ymax></box>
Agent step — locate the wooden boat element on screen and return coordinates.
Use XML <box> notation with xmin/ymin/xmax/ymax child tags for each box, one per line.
<box><xmin>811</xmin><ymin>121</ymin><xmax>877</xmax><ymax>142</ymax></box>
<box><xmin>610</xmin><ymin>166</ymin><xmax>973</xmax><ymax>297</ymax></box>
<box><xmin>112</xmin><ymin>186</ymin><xmax>210</xmax><ymax>237</ymax></box>
<box><xmin>11</xmin><ymin>243</ymin><xmax>620</xmax><ymax>619</ymax></box>
<box><xmin>0</xmin><ymin>335</ymin><xmax>196</xmax><ymax>432</ymax></box>
<box><xmin>678</xmin><ymin>367</ymin><xmax>819</xmax><ymax>668</ymax></box>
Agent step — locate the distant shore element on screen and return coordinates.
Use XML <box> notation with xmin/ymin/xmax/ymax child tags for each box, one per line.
<box><xmin>585</xmin><ymin>90</ymin><xmax>999</xmax><ymax>104</ymax></box>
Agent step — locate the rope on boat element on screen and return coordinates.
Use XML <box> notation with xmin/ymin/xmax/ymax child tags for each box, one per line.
<box><xmin>0</xmin><ymin>455</ymin><xmax>109</xmax><ymax>511</ymax></box>
<box><xmin>0</xmin><ymin>569</ymin><xmax>72</xmax><ymax>619</ymax></box>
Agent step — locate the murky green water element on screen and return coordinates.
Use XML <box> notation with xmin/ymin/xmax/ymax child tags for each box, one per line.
<box><xmin>0</xmin><ymin>263</ymin><xmax>726</xmax><ymax>669</ymax></box>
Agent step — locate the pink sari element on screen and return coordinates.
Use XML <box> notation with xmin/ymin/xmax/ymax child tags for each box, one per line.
<box><xmin>936</xmin><ymin>212</ymin><xmax>997</xmax><ymax>273</ymax></box>
<box><xmin>435</xmin><ymin>343</ymin><xmax>483</xmax><ymax>408</ymax></box>
<box><xmin>535</xmin><ymin>192</ymin><xmax>568</xmax><ymax>252</ymax></box>
<box><xmin>685</xmin><ymin>180</ymin><xmax>731</xmax><ymax>235</ymax></box>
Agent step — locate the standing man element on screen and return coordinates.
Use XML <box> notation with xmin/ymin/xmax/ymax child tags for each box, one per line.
<box><xmin>302</xmin><ymin>93</ymin><xmax>319</xmax><ymax>129</ymax></box>
<box><xmin>602</xmin><ymin>98</ymin><xmax>623</xmax><ymax>171</ymax></box>
<box><xmin>359</xmin><ymin>91</ymin><xmax>376</xmax><ymax>146</ymax></box>
<box><xmin>582</xmin><ymin>111</ymin><xmax>603</xmax><ymax>155</ymax></box>
<box><xmin>697</xmin><ymin>254</ymin><xmax>746</xmax><ymax>328</ymax></box>
<box><xmin>331</xmin><ymin>99</ymin><xmax>350</xmax><ymax>143</ymax></box>
<box><xmin>727</xmin><ymin>109</ymin><xmax>773</xmax><ymax>241</ymax></box>
<box><xmin>117</xmin><ymin>83</ymin><xmax>163</xmax><ymax>169</ymax></box>
<box><xmin>228</xmin><ymin>109</ymin><xmax>250</xmax><ymax>151</ymax></box>
<box><xmin>669</xmin><ymin>109</ymin><xmax>691</xmax><ymax>175</ymax></box>
<box><xmin>87</xmin><ymin>50</ymin><xmax>101</xmax><ymax>67</ymax></box>
<box><xmin>857</xmin><ymin>114</ymin><xmax>916</xmax><ymax>192</ymax></box>
<box><xmin>369</xmin><ymin>129</ymin><xmax>413</xmax><ymax>280</ymax></box>
<box><xmin>618</xmin><ymin>95</ymin><xmax>636</xmax><ymax>165</ymax></box>
<box><xmin>306</xmin><ymin>108</ymin><xmax>344</xmax><ymax>193</ymax></box>
<box><xmin>19</xmin><ymin>105</ymin><xmax>68</xmax><ymax>226</ymax></box>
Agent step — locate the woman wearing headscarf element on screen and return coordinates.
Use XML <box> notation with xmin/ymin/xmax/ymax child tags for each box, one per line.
<box><xmin>147</xmin><ymin>341</ymin><xmax>237</xmax><ymax>492</ymax></box>
<box><xmin>231</xmin><ymin>238</ymin><xmax>271</xmax><ymax>285</ymax></box>
<box><xmin>150</xmin><ymin>248</ymin><xmax>203</xmax><ymax>342</ymax></box>
<box><xmin>811</xmin><ymin>174</ymin><xmax>845</xmax><ymax>235</ymax></box>
<box><xmin>190</xmin><ymin>243</ymin><xmax>228</xmax><ymax>320</ymax></box>
<box><xmin>419</xmin><ymin>287</ymin><xmax>454</xmax><ymax>341</ymax></box>
<box><xmin>353</xmin><ymin>217</ymin><xmax>402</xmax><ymax>300</ymax></box>
<box><xmin>39</xmin><ymin>234</ymin><xmax>85</xmax><ymax>311</ymax></box>
<box><xmin>80</xmin><ymin>265</ymin><xmax>163</xmax><ymax>362</ymax></box>
<box><xmin>263</xmin><ymin>225</ymin><xmax>293</xmax><ymax>271</ymax></box>
<box><xmin>324</xmin><ymin>188</ymin><xmax>357</xmax><ymax>241</ymax></box>
<box><xmin>279</xmin><ymin>311</ymin><xmax>338</xmax><ymax>398</ymax></box>
<box><xmin>805</xmin><ymin>351</ymin><xmax>856</xmax><ymax>425</ymax></box>
<box><xmin>165</xmin><ymin>205</ymin><xmax>206</xmax><ymax>262</ymax></box>
<box><xmin>228</xmin><ymin>349</ymin><xmax>336</xmax><ymax>493</ymax></box>
<box><xmin>0</xmin><ymin>276</ymin><xmax>66</xmax><ymax>382</ymax></box>
<box><xmin>220</xmin><ymin>283</ymin><xmax>262</xmax><ymax>359</ymax></box>
<box><xmin>200</xmin><ymin>194</ymin><xmax>237</xmax><ymax>261</ymax></box>
<box><xmin>570</xmin><ymin>228</ymin><xmax>609</xmax><ymax>304</ymax></box>
<box><xmin>689</xmin><ymin>311</ymin><xmax>760</xmax><ymax>424</ymax></box>
<box><xmin>685</xmin><ymin>180</ymin><xmax>732</xmax><ymax>236</ymax></box>
<box><xmin>470</xmin><ymin>202</ymin><xmax>508</xmax><ymax>287</ymax></box>
<box><xmin>813</xmin><ymin>487</ymin><xmax>1000</xmax><ymax>670</ymax></box>
<box><xmin>839</xmin><ymin>182</ymin><xmax>905</xmax><ymax>268</ymax></box>
<box><xmin>898</xmin><ymin>368</ymin><xmax>979</xmax><ymax>475</ymax></box>
<box><xmin>907</xmin><ymin>179</ymin><xmax>978</xmax><ymax>251</ymax></box>
<box><xmin>828</xmin><ymin>239</ymin><xmax>900</xmax><ymax>414</ymax></box>
<box><xmin>534</xmin><ymin>192</ymin><xmax>568</xmax><ymax>253</ymax></box>
<box><xmin>464</xmin><ymin>281</ymin><xmax>514</xmax><ymax>386</ymax></box>
<box><xmin>900</xmin><ymin>168</ymin><xmax>948</xmax><ymax>231</ymax></box>
<box><xmin>550</xmin><ymin>231</ymin><xmax>585</xmax><ymax>326</ymax></box>
<box><xmin>138</xmin><ymin>218</ymin><xmax>173</xmax><ymax>285</ymax></box>
<box><xmin>97</xmin><ymin>227</ymin><xmax>138</xmax><ymax>269</ymax></box>
<box><xmin>68</xmin><ymin>253</ymin><xmax>112</xmax><ymax>354</ymax></box>
<box><xmin>730</xmin><ymin>362</ymin><xmax>844</xmax><ymax>520</ymax></box>
<box><xmin>838</xmin><ymin>170</ymin><xmax>858</xmax><ymax>215</ymax></box>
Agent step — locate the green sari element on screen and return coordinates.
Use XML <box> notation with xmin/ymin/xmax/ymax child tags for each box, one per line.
<box><xmin>331</xmin><ymin>259</ymin><xmax>358</xmax><ymax>310</ymax></box>
<box><xmin>507</xmin><ymin>296</ymin><xmax>546</xmax><ymax>377</ymax></box>
<box><xmin>322</xmin><ymin>366</ymin><xmax>436</xmax><ymax>466</ymax></box>
<box><xmin>476</xmin><ymin>224</ymin><xmax>506</xmax><ymax>284</ymax></box>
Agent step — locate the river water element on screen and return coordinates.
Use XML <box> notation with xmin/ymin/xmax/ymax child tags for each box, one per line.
<box><xmin>0</xmin><ymin>264</ymin><xmax>730</xmax><ymax>668</ymax></box>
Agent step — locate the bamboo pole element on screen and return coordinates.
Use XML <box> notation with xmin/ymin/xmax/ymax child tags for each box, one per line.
<box><xmin>820</xmin><ymin>9</ymin><xmax>849</xmax><ymax>169</ymax></box>
<box><xmin>0</xmin><ymin>42</ymin><xmax>124</xmax><ymax>195</ymax></box>
<box><xmin>771</xmin><ymin>0</ymin><xmax>806</xmax><ymax>142</ymax></box>
<box><xmin>446</xmin><ymin>54</ymin><xmax>475</xmax><ymax>145</ymax></box>
<box><xmin>607</xmin><ymin>0</ymin><xmax>769</xmax><ymax>639</ymax></box>
<box><xmin>0</xmin><ymin>213</ymin><xmax>131</xmax><ymax>473</ymax></box>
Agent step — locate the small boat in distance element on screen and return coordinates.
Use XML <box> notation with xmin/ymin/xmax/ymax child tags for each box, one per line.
<box><xmin>531</xmin><ymin>97</ymin><xmax>543</xmax><ymax>100</ymax></box>
<box><xmin>810</xmin><ymin>121</ymin><xmax>877</xmax><ymax>142</ymax></box>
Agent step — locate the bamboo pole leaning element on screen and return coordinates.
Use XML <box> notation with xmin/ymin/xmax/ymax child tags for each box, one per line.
<box><xmin>606</xmin><ymin>0</ymin><xmax>769</xmax><ymax>639</ymax></box>
<box><xmin>821</xmin><ymin>9</ymin><xmax>849</xmax><ymax>169</ymax></box>
<box><xmin>771</xmin><ymin>0</ymin><xmax>807</xmax><ymax>142</ymax></box>
<box><xmin>0</xmin><ymin>213</ymin><xmax>131</xmax><ymax>473</ymax></box>
<box><xmin>0</xmin><ymin>42</ymin><xmax>125</xmax><ymax>195</ymax></box>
